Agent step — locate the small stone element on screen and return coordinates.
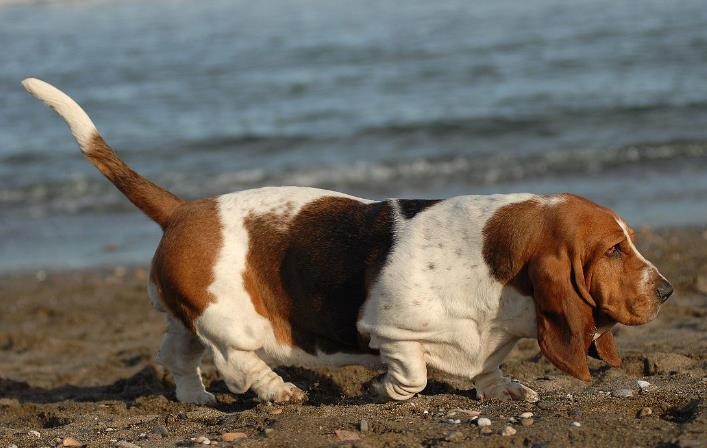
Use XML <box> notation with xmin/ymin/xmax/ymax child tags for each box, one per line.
<box><xmin>116</xmin><ymin>442</ymin><xmax>141</xmax><ymax>448</ymax></box>
<box><xmin>612</xmin><ymin>388</ymin><xmax>634</xmax><ymax>398</ymax></box>
<box><xmin>519</xmin><ymin>412</ymin><xmax>534</xmax><ymax>419</ymax></box>
<box><xmin>508</xmin><ymin>417</ymin><xmax>517</xmax><ymax>423</ymax></box>
<box><xmin>195</xmin><ymin>436</ymin><xmax>210</xmax><ymax>445</ymax></box>
<box><xmin>697</xmin><ymin>273</ymin><xmax>707</xmax><ymax>295</ymax></box>
<box><xmin>501</xmin><ymin>426</ymin><xmax>517</xmax><ymax>436</ymax></box>
<box><xmin>62</xmin><ymin>438</ymin><xmax>83</xmax><ymax>447</ymax></box>
<box><xmin>637</xmin><ymin>380</ymin><xmax>650</xmax><ymax>389</ymax></box>
<box><xmin>8</xmin><ymin>444</ymin><xmax>18</xmax><ymax>448</ymax></box>
<box><xmin>152</xmin><ymin>425</ymin><xmax>169</xmax><ymax>437</ymax></box>
<box><xmin>638</xmin><ymin>407</ymin><xmax>653</xmax><ymax>418</ymax></box>
<box><xmin>334</xmin><ymin>430</ymin><xmax>360</xmax><ymax>441</ymax></box>
<box><xmin>571</xmin><ymin>421</ymin><xmax>581</xmax><ymax>427</ymax></box>
<box><xmin>0</xmin><ymin>398</ymin><xmax>20</xmax><ymax>407</ymax></box>
<box><xmin>477</xmin><ymin>417</ymin><xmax>492</xmax><ymax>427</ymax></box>
<box><xmin>480</xmin><ymin>427</ymin><xmax>493</xmax><ymax>435</ymax></box>
<box><xmin>268</xmin><ymin>408</ymin><xmax>283</xmax><ymax>415</ymax></box>
<box><xmin>138</xmin><ymin>433</ymin><xmax>147</xmax><ymax>439</ymax></box>
<box><xmin>359</xmin><ymin>419</ymin><xmax>369</xmax><ymax>432</ymax></box>
<box><xmin>445</xmin><ymin>431</ymin><xmax>464</xmax><ymax>442</ymax></box>
<box><xmin>28</xmin><ymin>430</ymin><xmax>41</xmax><ymax>438</ymax></box>
<box><xmin>221</xmin><ymin>433</ymin><xmax>247</xmax><ymax>442</ymax></box>
<box><xmin>521</xmin><ymin>418</ymin><xmax>534</xmax><ymax>426</ymax></box>
<box><xmin>263</xmin><ymin>428</ymin><xmax>274</xmax><ymax>436</ymax></box>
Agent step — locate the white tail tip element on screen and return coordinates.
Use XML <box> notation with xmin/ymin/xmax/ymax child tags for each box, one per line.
<box><xmin>22</xmin><ymin>77</ymin><xmax>98</xmax><ymax>151</ymax></box>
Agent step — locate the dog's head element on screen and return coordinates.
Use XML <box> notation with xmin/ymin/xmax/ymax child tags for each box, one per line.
<box><xmin>483</xmin><ymin>194</ymin><xmax>672</xmax><ymax>381</ymax></box>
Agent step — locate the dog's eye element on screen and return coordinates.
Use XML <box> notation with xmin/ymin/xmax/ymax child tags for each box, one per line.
<box><xmin>606</xmin><ymin>244</ymin><xmax>621</xmax><ymax>257</ymax></box>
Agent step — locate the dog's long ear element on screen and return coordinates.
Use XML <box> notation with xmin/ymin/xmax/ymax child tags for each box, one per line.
<box><xmin>588</xmin><ymin>330</ymin><xmax>621</xmax><ymax>367</ymax></box>
<box><xmin>529</xmin><ymin>251</ymin><xmax>595</xmax><ymax>382</ymax></box>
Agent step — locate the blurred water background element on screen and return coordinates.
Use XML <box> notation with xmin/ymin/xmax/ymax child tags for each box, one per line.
<box><xmin>1</xmin><ymin>0</ymin><xmax>707</xmax><ymax>272</ymax></box>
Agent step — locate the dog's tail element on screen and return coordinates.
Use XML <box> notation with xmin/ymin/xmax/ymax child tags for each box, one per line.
<box><xmin>22</xmin><ymin>78</ymin><xmax>183</xmax><ymax>229</ymax></box>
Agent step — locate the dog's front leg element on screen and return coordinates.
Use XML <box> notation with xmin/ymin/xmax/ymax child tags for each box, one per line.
<box><xmin>473</xmin><ymin>367</ymin><xmax>539</xmax><ymax>402</ymax></box>
<box><xmin>371</xmin><ymin>339</ymin><xmax>428</xmax><ymax>401</ymax></box>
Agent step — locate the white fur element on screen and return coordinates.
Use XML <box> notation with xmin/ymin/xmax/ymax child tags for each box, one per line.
<box><xmin>22</xmin><ymin>78</ymin><xmax>97</xmax><ymax>151</ymax></box>
<box><xmin>358</xmin><ymin>194</ymin><xmax>539</xmax><ymax>401</ymax></box>
<box><xmin>615</xmin><ymin>217</ymin><xmax>663</xmax><ymax>294</ymax></box>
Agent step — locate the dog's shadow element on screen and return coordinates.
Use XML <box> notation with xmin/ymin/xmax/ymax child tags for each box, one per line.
<box><xmin>1</xmin><ymin>365</ymin><xmax>477</xmax><ymax>413</ymax></box>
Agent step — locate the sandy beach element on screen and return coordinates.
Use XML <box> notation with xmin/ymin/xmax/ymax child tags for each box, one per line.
<box><xmin>0</xmin><ymin>225</ymin><xmax>704</xmax><ymax>448</ymax></box>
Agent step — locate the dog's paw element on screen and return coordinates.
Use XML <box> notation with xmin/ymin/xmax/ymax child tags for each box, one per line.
<box><xmin>476</xmin><ymin>379</ymin><xmax>538</xmax><ymax>403</ymax></box>
<box><xmin>176</xmin><ymin>389</ymin><xmax>217</xmax><ymax>406</ymax></box>
<box><xmin>268</xmin><ymin>382</ymin><xmax>307</xmax><ymax>404</ymax></box>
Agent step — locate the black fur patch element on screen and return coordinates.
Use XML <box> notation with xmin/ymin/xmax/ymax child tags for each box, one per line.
<box><xmin>397</xmin><ymin>199</ymin><xmax>442</xmax><ymax>219</ymax></box>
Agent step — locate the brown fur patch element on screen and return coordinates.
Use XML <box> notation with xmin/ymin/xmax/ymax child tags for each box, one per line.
<box><xmin>243</xmin><ymin>197</ymin><xmax>395</xmax><ymax>354</ymax></box>
<box><xmin>86</xmin><ymin>134</ymin><xmax>183</xmax><ymax>228</ymax></box>
<box><xmin>150</xmin><ymin>198</ymin><xmax>222</xmax><ymax>331</ymax></box>
<box><xmin>481</xmin><ymin>194</ymin><xmax>648</xmax><ymax>380</ymax></box>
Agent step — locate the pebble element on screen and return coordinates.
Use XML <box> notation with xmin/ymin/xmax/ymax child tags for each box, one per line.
<box><xmin>8</xmin><ymin>444</ymin><xmax>18</xmax><ymax>448</ymax></box>
<box><xmin>612</xmin><ymin>388</ymin><xmax>634</xmax><ymax>398</ymax></box>
<box><xmin>501</xmin><ymin>426</ymin><xmax>517</xmax><ymax>436</ymax></box>
<box><xmin>519</xmin><ymin>412</ymin><xmax>534</xmax><ymax>419</ymax></box>
<box><xmin>263</xmin><ymin>428</ymin><xmax>274</xmax><ymax>436</ymax></box>
<box><xmin>637</xmin><ymin>380</ymin><xmax>651</xmax><ymax>389</ymax></box>
<box><xmin>445</xmin><ymin>431</ymin><xmax>464</xmax><ymax>442</ymax></box>
<box><xmin>195</xmin><ymin>436</ymin><xmax>211</xmax><ymax>445</ymax></box>
<box><xmin>138</xmin><ymin>433</ymin><xmax>147</xmax><ymax>439</ymax></box>
<box><xmin>521</xmin><ymin>418</ymin><xmax>534</xmax><ymax>426</ymax></box>
<box><xmin>268</xmin><ymin>408</ymin><xmax>283</xmax><ymax>415</ymax></box>
<box><xmin>571</xmin><ymin>421</ymin><xmax>582</xmax><ymax>427</ymax></box>
<box><xmin>62</xmin><ymin>438</ymin><xmax>83</xmax><ymax>447</ymax></box>
<box><xmin>28</xmin><ymin>430</ymin><xmax>41</xmax><ymax>438</ymax></box>
<box><xmin>638</xmin><ymin>407</ymin><xmax>653</xmax><ymax>418</ymax></box>
<box><xmin>480</xmin><ymin>427</ymin><xmax>493</xmax><ymax>435</ymax></box>
<box><xmin>359</xmin><ymin>419</ymin><xmax>369</xmax><ymax>432</ymax></box>
<box><xmin>0</xmin><ymin>398</ymin><xmax>20</xmax><ymax>407</ymax></box>
<box><xmin>221</xmin><ymin>432</ymin><xmax>247</xmax><ymax>442</ymax></box>
<box><xmin>116</xmin><ymin>442</ymin><xmax>141</xmax><ymax>448</ymax></box>
<box><xmin>477</xmin><ymin>417</ymin><xmax>492</xmax><ymax>427</ymax></box>
<box><xmin>697</xmin><ymin>273</ymin><xmax>707</xmax><ymax>295</ymax></box>
<box><xmin>152</xmin><ymin>425</ymin><xmax>170</xmax><ymax>437</ymax></box>
<box><xmin>334</xmin><ymin>430</ymin><xmax>360</xmax><ymax>442</ymax></box>
<box><xmin>447</xmin><ymin>419</ymin><xmax>461</xmax><ymax>424</ymax></box>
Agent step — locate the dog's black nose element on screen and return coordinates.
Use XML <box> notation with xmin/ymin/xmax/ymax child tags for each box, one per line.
<box><xmin>656</xmin><ymin>279</ymin><xmax>673</xmax><ymax>302</ymax></box>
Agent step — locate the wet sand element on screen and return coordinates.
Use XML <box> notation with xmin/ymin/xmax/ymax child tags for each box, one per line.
<box><xmin>0</xmin><ymin>226</ymin><xmax>705</xmax><ymax>448</ymax></box>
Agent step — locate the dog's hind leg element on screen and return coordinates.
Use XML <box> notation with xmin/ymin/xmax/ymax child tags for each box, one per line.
<box><xmin>156</xmin><ymin>317</ymin><xmax>216</xmax><ymax>405</ymax></box>
<box><xmin>211</xmin><ymin>346</ymin><xmax>306</xmax><ymax>403</ymax></box>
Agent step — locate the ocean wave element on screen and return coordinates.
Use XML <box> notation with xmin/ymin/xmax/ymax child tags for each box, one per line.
<box><xmin>2</xmin><ymin>140</ymin><xmax>705</xmax><ymax>217</ymax></box>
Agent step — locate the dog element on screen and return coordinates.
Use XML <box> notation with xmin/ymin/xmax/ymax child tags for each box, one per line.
<box><xmin>22</xmin><ymin>78</ymin><xmax>673</xmax><ymax>404</ymax></box>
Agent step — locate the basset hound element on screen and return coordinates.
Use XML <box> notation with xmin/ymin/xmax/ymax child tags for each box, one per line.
<box><xmin>23</xmin><ymin>78</ymin><xmax>673</xmax><ymax>404</ymax></box>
